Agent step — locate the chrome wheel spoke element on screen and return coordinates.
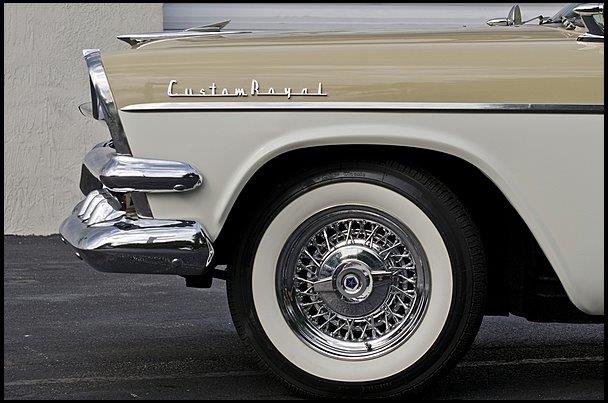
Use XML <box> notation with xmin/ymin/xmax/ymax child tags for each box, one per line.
<box><xmin>278</xmin><ymin>209</ymin><xmax>429</xmax><ymax>359</ymax></box>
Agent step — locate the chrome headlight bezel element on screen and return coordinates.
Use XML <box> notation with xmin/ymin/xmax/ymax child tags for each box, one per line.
<box><xmin>81</xmin><ymin>49</ymin><xmax>152</xmax><ymax>218</ymax></box>
<box><xmin>82</xmin><ymin>49</ymin><xmax>131</xmax><ymax>155</ymax></box>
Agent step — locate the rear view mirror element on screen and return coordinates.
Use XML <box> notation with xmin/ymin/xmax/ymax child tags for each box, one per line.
<box><xmin>487</xmin><ymin>5</ymin><xmax>523</xmax><ymax>26</ymax></box>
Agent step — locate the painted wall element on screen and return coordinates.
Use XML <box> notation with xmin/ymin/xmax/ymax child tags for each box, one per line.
<box><xmin>2</xmin><ymin>3</ymin><xmax>566</xmax><ymax>234</ymax></box>
<box><xmin>4</xmin><ymin>3</ymin><xmax>162</xmax><ymax>235</ymax></box>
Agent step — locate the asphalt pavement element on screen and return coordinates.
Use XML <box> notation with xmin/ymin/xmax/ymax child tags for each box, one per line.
<box><xmin>4</xmin><ymin>235</ymin><xmax>604</xmax><ymax>399</ymax></box>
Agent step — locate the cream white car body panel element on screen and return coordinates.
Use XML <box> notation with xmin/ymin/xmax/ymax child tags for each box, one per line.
<box><xmin>57</xmin><ymin>7</ymin><xmax>604</xmax><ymax>395</ymax></box>
<box><xmin>119</xmin><ymin>109</ymin><xmax>604</xmax><ymax>315</ymax></box>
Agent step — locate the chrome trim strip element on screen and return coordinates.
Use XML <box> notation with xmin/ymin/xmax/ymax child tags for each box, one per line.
<box><xmin>121</xmin><ymin>102</ymin><xmax>605</xmax><ymax>114</ymax></box>
<box><xmin>83</xmin><ymin>49</ymin><xmax>153</xmax><ymax>217</ymax></box>
<box><xmin>84</xmin><ymin>141</ymin><xmax>203</xmax><ymax>193</ymax></box>
<box><xmin>60</xmin><ymin>189</ymin><xmax>215</xmax><ymax>274</ymax></box>
<box><xmin>83</xmin><ymin>49</ymin><xmax>131</xmax><ymax>154</ymax></box>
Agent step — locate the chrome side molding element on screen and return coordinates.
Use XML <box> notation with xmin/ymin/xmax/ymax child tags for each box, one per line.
<box><xmin>60</xmin><ymin>189</ymin><xmax>214</xmax><ymax>274</ymax></box>
<box><xmin>84</xmin><ymin>142</ymin><xmax>203</xmax><ymax>193</ymax></box>
<box><xmin>121</xmin><ymin>102</ymin><xmax>605</xmax><ymax>115</ymax></box>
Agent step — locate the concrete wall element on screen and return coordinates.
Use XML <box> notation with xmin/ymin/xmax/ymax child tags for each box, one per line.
<box><xmin>4</xmin><ymin>3</ymin><xmax>162</xmax><ymax>235</ymax></box>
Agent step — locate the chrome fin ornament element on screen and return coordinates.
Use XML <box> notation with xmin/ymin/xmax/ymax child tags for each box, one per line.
<box><xmin>486</xmin><ymin>4</ymin><xmax>522</xmax><ymax>26</ymax></box>
<box><xmin>117</xmin><ymin>20</ymin><xmax>249</xmax><ymax>49</ymax></box>
<box><xmin>185</xmin><ymin>19</ymin><xmax>231</xmax><ymax>32</ymax></box>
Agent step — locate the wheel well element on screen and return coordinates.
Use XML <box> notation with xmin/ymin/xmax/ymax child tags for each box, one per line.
<box><xmin>214</xmin><ymin>145</ymin><xmax>593</xmax><ymax>321</ymax></box>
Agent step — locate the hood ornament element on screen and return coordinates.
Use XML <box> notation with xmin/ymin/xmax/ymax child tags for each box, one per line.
<box><xmin>486</xmin><ymin>5</ymin><xmax>523</xmax><ymax>26</ymax></box>
<box><xmin>117</xmin><ymin>20</ymin><xmax>250</xmax><ymax>49</ymax></box>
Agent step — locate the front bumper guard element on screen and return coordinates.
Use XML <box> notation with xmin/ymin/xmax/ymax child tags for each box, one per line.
<box><xmin>60</xmin><ymin>190</ymin><xmax>214</xmax><ymax>276</ymax></box>
<box><xmin>83</xmin><ymin>141</ymin><xmax>202</xmax><ymax>193</ymax></box>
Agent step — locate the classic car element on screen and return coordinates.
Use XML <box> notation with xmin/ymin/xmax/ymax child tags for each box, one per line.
<box><xmin>60</xmin><ymin>3</ymin><xmax>604</xmax><ymax>397</ymax></box>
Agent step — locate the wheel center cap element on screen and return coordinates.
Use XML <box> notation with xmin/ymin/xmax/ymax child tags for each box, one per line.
<box><xmin>334</xmin><ymin>260</ymin><xmax>373</xmax><ymax>302</ymax></box>
<box><xmin>312</xmin><ymin>245</ymin><xmax>391</xmax><ymax>317</ymax></box>
<box><xmin>343</xmin><ymin>275</ymin><xmax>360</xmax><ymax>292</ymax></box>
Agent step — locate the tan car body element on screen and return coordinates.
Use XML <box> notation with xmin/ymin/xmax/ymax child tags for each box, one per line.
<box><xmin>104</xmin><ymin>27</ymin><xmax>603</xmax><ymax>108</ymax></box>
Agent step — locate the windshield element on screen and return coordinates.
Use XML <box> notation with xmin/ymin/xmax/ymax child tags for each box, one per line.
<box><xmin>592</xmin><ymin>13</ymin><xmax>604</xmax><ymax>31</ymax></box>
<box><xmin>550</xmin><ymin>3</ymin><xmax>583</xmax><ymax>21</ymax></box>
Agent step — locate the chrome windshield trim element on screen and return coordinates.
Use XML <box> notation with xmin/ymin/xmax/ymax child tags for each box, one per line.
<box><xmin>574</xmin><ymin>3</ymin><xmax>604</xmax><ymax>16</ymax></box>
<box><xmin>121</xmin><ymin>102</ymin><xmax>605</xmax><ymax>114</ymax></box>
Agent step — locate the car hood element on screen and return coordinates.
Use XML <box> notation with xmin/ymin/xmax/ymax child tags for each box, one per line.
<box><xmin>103</xmin><ymin>26</ymin><xmax>603</xmax><ymax>108</ymax></box>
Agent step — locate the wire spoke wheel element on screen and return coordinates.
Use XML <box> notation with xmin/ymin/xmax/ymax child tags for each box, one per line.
<box><xmin>277</xmin><ymin>207</ymin><xmax>430</xmax><ymax>360</ymax></box>
<box><xmin>229</xmin><ymin>166</ymin><xmax>486</xmax><ymax>396</ymax></box>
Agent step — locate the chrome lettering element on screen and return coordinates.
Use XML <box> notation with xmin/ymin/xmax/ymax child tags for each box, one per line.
<box><xmin>167</xmin><ymin>79</ymin><xmax>327</xmax><ymax>98</ymax></box>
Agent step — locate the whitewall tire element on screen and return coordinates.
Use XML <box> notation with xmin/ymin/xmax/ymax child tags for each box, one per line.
<box><xmin>227</xmin><ymin>161</ymin><xmax>486</xmax><ymax>397</ymax></box>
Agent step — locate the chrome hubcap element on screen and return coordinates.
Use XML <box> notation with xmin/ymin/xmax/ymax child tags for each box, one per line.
<box><xmin>277</xmin><ymin>207</ymin><xmax>430</xmax><ymax>360</ymax></box>
<box><xmin>313</xmin><ymin>245</ymin><xmax>392</xmax><ymax>317</ymax></box>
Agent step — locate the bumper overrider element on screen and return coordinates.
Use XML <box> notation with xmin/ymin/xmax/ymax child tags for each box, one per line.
<box><xmin>60</xmin><ymin>141</ymin><xmax>213</xmax><ymax>275</ymax></box>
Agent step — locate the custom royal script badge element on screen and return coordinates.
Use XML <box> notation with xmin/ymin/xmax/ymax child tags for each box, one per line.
<box><xmin>167</xmin><ymin>79</ymin><xmax>327</xmax><ymax>99</ymax></box>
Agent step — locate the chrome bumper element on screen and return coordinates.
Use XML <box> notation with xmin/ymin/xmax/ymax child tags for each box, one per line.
<box><xmin>60</xmin><ymin>189</ymin><xmax>213</xmax><ymax>275</ymax></box>
<box><xmin>83</xmin><ymin>141</ymin><xmax>202</xmax><ymax>193</ymax></box>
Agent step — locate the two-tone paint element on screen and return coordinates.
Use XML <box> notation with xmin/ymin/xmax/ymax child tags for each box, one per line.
<box><xmin>97</xmin><ymin>27</ymin><xmax>602</xmax><ymax>314</ymax></box>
